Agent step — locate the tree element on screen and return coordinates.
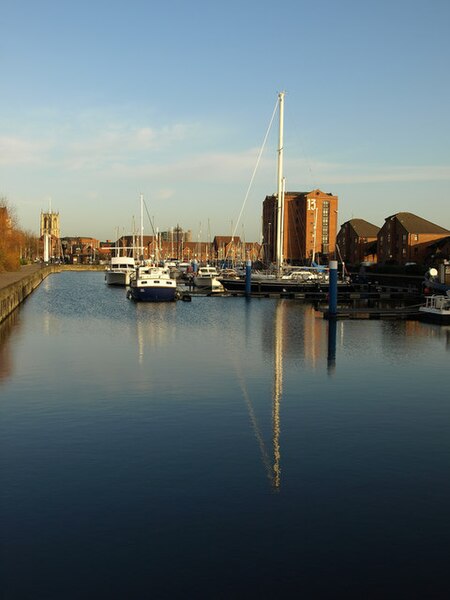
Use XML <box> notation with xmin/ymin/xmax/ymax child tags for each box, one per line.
<box><xmin>0</xmin><ymin>198</ymin><xmax>22</xmax><ymax>271</ymax></box>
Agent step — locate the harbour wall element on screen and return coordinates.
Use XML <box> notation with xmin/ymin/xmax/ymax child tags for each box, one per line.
<box><xmin>0</xmin><ymin>266</ymin><xmax>57</xmax><ymax>324</ymax></box>
<box><xmin>0</xmin><ymin>264</ymin><xmax>104</xmax><ymax>324</ymax></box>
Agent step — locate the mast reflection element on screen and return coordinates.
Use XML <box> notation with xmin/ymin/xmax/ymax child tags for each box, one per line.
<box><xmin>272</xmin><ymin>301</ymin><xmax>283</xmax><ymax>490</ymax></box>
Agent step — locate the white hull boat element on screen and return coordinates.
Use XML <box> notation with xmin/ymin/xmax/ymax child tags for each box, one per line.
<box><xmin>193</xmin><ymin>266</ymin><xmax>224</xmax><ymax>293</ymax></box>
<box><xmin>419</xmin><ymin>291</ymin><xmax>450</xmax><ymax>325</ymax></box>
<box><xmin>105</xmin><ymin>256</ymin><xmax>136</xmax><ymax>286</ymax></box>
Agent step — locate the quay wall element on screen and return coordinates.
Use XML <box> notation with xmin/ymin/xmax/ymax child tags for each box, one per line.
<box><xmin>0</xmin><ymin>266</ymin><xmax>59</xmax><ymax>324</ymax></box>
<box><xmin>0</xmin><ymin>264</ymin><xmax>106</xmax><ymax>324</ymax></box>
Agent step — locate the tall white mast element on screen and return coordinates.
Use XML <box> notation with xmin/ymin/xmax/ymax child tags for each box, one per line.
<box><xmin>140</xmin><ymin>193</ymin><xmax>144</xmax><ymax>261</ymax></box>
<box><xmin>276</xmin><ymin>91</ymin><xmax>285</xmax><ymax>273</ymax></box>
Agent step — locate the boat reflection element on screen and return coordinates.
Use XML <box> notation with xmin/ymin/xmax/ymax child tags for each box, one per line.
<box><xmin>134</xmin><ymin>302</ymin><xmax>178</xmax><ymax>364</ymax></box>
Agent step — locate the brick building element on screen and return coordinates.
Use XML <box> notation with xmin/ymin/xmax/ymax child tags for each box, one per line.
<box><xmin>377</xmin><ymin>212</ymin><xmax>449</xmax><ymax>265</ymax></box>
<box><xmin>336</xmin><ymin>218</ymin><xmax>380</xmax><ymax>265</ymax></box>
<box><xmin>262</xmin><ymin>189</ymin><xmax>338</xmax><ymax>265</ymax></box>
<box><xmin>425</xmin><ymin>236</ymin><xmax>450</xmax><ymax>263</ymax></box>
<box><xmin>61</xmin><ymin>237</ymin><xmax>100</xmax><ymax>263</ymax></box>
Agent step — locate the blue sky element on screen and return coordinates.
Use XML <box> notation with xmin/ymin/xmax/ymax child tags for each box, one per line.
<box><xmin>1</xmin><ymin>0</ymin><xmax>449</xmax><ymax>241</ymax></box>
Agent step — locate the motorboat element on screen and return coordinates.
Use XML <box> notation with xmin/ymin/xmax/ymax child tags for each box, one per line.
<box><xmin>419</xmin><ymin>291</ymin><xmax>450</xmax><ymax>325</ymax></box>
<box><xmin>105</xmin><ymin>256</ymin><xmax>136</xmax><ymax>286</ymax></box>
<box><xmin>193</xmin><ymin>266</ymin><xmax>224</xmax><ymax>293</ymax></box>
<box><xmin>127</xmin><ymin>264</ymin><xmax>177</xmax><ymax>302</ymax></box>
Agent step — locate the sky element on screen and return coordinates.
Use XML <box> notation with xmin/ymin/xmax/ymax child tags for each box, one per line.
<box><xmin>1</xmin><ymin>0</ymin><xmax>449</xmax><ymax>241</ymax></box>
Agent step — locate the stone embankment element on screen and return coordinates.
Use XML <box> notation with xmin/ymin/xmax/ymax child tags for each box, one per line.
<box><xmin>0</xmin><ymin>264</ymin><xmax>105</xmax><ymax>324</ymax></box>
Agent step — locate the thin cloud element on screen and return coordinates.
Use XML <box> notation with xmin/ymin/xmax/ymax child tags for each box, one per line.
<box><xmin>285</xmin><ymin>158</ymin><xmax>450</xmax><ymax>185</ymax></box>
<box><xmin>0</xmin><ymin>135</ymin><xmax>52</xmax><ymax>165</ymax></box>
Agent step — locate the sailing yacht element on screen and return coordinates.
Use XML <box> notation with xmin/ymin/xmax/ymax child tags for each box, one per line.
<box><xmin>219</xmin><ymin>92</ymin><xmax>351</xmax><ymax>296</ymax></box>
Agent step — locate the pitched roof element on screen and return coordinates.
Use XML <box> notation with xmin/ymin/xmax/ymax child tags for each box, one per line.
<box><xmin>386</xmin><ymin>212</ymin><xmax>449</xmax><ymax>234</ymax></box>
<box><xmin>348</xmin><ymin>218</ymin><xmax>380</xmax><ymax>237</ymax></box>
<box><xmin>426</xmin><ymin>235</ymin><xmax>450</xmax><ymax>249</ymax></box>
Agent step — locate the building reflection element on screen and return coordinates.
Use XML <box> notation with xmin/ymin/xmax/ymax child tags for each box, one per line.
<box><xmin>0</xmin><ymin>312</ymin><xmax>20</xmax><ymax>383</ymax></box>
<box><xmin>262</xmin><ymin>302</ymin><xmax>327</xmax><ymax>368</ymax></box>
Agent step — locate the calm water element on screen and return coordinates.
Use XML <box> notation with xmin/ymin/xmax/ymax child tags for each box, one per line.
<box><xmin>1</xmin><ymin>272</ymin><xmax>449</xmax><ymax>599</ymax></box>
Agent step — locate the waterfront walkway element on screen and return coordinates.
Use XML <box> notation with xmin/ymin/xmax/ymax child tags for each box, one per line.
<box><xmin>0</xmin><ymin>264</ymin><xmax>43</xmax><ymax>291</ymax></box>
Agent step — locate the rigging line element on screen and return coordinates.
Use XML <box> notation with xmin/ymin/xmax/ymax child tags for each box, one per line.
<box><xmin>142</xmin><ymin>198</ymin><xmax>157</xmax><ymax>237</ymax></box>
<box><xmin>225</xmin><ymin>96</ymin><xmax>280</xmax><ymax>260</ymax></box>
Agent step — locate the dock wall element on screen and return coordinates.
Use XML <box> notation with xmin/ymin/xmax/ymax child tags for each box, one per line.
<box><xmin>0</xmin><ymin>266</ymin><xmax>60</xmax><ymax>324</ymax></box>
<box><xmin>0</xmin><ymin>265</ymin><xmax>107</xmax><ymax>324</ymax></box>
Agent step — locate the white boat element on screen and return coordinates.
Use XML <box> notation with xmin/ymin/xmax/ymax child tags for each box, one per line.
<box><xmin>280</xmin><ymin>266</ymin><xmax>329</xmax><ymax>282</ymax></box>
<box><xmin>127</xmin><ymin>264</ymin><xmax>178</xmax><ymax>302</ymax></box>
<box><xmin>419</xmin><ymin>291</ymin><xmax>450</xmax><ymax>325</ymax></box>
<box><xmin>193</xmin><ymin>266</ymin><xmax>224</xmax><ymax>292</ymax></box>
<box><xmin>105</xmin><ymin>256</ymin><xmax>136</xmax><ymax>286</ymax></box>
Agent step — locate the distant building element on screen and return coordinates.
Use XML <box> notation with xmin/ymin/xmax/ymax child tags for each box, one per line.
<box><xmin>262</xmin><ymin>189</ymin><xmax>338</xmax><ymax>264</ymax></box>
<box><xmin>336</xmin><ymin>218</ymin><xmax>380</xmax><ymax>265</ymax></box>
<box><xmin>211</xmin><ymin>236</ymin><xmax>261</xmax><ymax>263</ymax></box>
<box><xmin>40</xmin><ymin>210</ymin><xmax>61</xmax><ymax>260</ymax></box>
<box><xmin>377</xmin><ymin>212</ymin><xmax>449</xmax><ymax>265</ymax></box>
<box><xmin>160</xmin><ymin>227</ymin><xmax>192</xmax><ymax>244</ymax></box>
<box><xmin>425</xmin><ymin>235</ymin><xmax>450</xmax><ymax>263</ymax></box>
<box><xmin>40</xmin><ymin>210</ymin><xmax>60</xmax><ymax>239</ymax></box>
<box><xmin>61</xmin><ymin>237</ymin><xmax>100</xmax><ymax>264</ymax></box>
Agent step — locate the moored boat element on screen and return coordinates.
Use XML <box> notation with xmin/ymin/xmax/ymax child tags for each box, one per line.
<box><xmin>193</xmin><ymin>266</ymin><xmax>224</xmax><ymax>293</ymax></box>
<box><xmin>105</xmin><ymin>256</ymin><xmax>136</xmax><ymax>286</ymax></box>
<box><xmin>218</xmin><ymin>274</ymin><xmax>352</xmax><ymax>295</ymax></box>
<box><xmin>419</xmin><ymin>291</ymin><xmax>450</xmax><ymax>325</ymax></box>
<box><xmin>127</xmin><ymin>264</ymin><xmax>177</xmax><ymax>302</ymax></box>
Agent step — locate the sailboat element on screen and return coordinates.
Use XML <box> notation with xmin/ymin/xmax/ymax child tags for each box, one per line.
<box><xmin>219</xmin><ymin>92</ymin><xmax>352</xmax><ymax>296</ymax></box>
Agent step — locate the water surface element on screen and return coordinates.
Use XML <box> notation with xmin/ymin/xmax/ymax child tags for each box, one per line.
<box><xmin>1</xmin><ymin>272</ymin><xmax>449</xmax><ymax>598</ymax></box>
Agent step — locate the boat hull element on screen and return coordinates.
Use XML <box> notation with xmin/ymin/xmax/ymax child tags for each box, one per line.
<box><xmin>105</xmin><ymin>271</ymin><xmax>133</xmax><ymax>286</ymax></box>
<box><xmin>128</xmin><ymin>285</ymin><xmax>177</xmax><ymax>302</ymax></box>
<box><xmin>193</xmin><ymin>277</ymin><xmax>224</xmax><ymax>292</ymax></box>
<box><xmin>219</xmin><ymin>277</ymin><xmax>352</xmax><ymax>295</ymax></box>
<box><xmin>419</xmin><ymin>308</ymin><xmax>450</xmax><ymax>325</ymax></box>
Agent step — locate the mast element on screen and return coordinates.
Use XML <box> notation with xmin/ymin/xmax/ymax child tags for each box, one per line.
<box><xmin>276</xmin><ymin>91</ymin><xmax>285</xmax><ymax>274</ymax></box>
<box><xmin>140</xmin><ymin>193</ymin><xmax>144</xmax><ymax>262</ymax></box>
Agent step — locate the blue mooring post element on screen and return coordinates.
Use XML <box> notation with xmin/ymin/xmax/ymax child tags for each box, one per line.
<box><xmin>245</xmin><ymin>259</ymin><xmax>252</xmax><ymax>297</ymax></box>
<box><xmin>328</xmin><ymin>259</ymin><xmax>338</xmax><ymax>318</ymax></box>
